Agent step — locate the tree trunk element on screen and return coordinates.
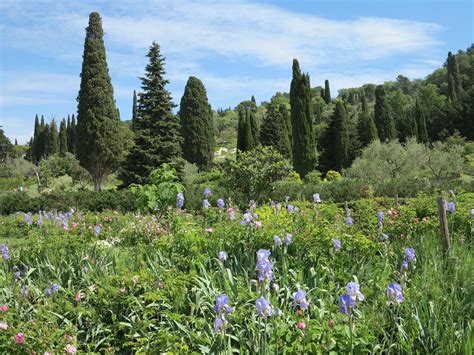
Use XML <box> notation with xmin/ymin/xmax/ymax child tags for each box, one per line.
<box><xmin>94</xmin><ymin>177</ymin><xmax>101</xmax><ymax>192</ymax></box>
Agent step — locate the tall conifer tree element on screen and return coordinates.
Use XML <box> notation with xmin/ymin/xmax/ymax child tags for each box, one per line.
<box><xmin>414</xmin><ymin>99</ymin><xmax>428</xmax><ymax>143</ymax></box>
<box><xmin>49</xmin><ymin>119</ymin><xmax>59</xmax><ymax>155</ymax></box>
<box><xmin>260</xmin><ymin>103</ymin><xmax>292</xmax><ymax>159</ymax></box>
<box><xmin>132</xmin><ymin>90</ymin><xmax>138</xmax><ymax>130</ymax></box>
<box><xmin>179</xmin><ymin>76</ymin><xmax>214</xmax><ymax>169</ymax></box>
<box><xmin>356</xmin><ymin>94</ymin><xmax>378</xmax><ymax>148</ymax></box>
<box><xmin>76</xmin><ymin>12</ymin><xmax>129</xmax><ymax>191</ymax></box>
<box><xmin>324</xmin><ymin>79</ymin><xmax>331</xmax><ymax>104</ymax></box>
<box><xmin>374</xmin><ymin>85</ymin><xmax>397</xmax><ymax>141</ymax></box>
<box><xmin>59</xmin><ymin>118</ymin><xmax>68</xmax><ymax>155</ymax></box>
<box><xmin>290</xmin><ymin>59</ymin><xmax>316</xmax><ymax>177</ymax></box>
<box><xmin>119</xmin><ymin>42</ymin><xmax>182</xmax><ymax>186</ymax></box>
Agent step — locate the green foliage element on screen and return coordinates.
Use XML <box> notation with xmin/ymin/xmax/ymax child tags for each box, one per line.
<box><xmin>290</xmin><ymin>59</ymin><xmax>317</xmax><ymax>177</ymax></box>
<box><xmin>236</xmin><ymin>106</ymin><xmax>258</xmax><ymax>152</ymax></box>
<box><xmin>119</xmin><ymin>42</ymin><xmax>183</xmax><ymax>186</ymax></box>
<box><xmin>37</xmin><ymin>153</ymin><xmax>91</xmax><ymax>191</ymax></box>
<box><xmin>76</xmin><ymin>12</ymin><xmax>131</xmax><ymax>191</ymax></box>
<box><xmin>179</xmin><ymin>76</ymin><xmax>214</xmax><ymax>170</ymax></box>
<box><xmin>324</xmin><ymin>79</ymin><xmax>331</xmax><ymax>103</ymax></box>
<box><xmin>130</xmin><ymin>163</ymin><xmax>184</xmax><ymax>212</ymax></box>
<box><xmin>220</xmin><ymin>145</ymin><xmax>292</xmax><ymax>200</ymax></box>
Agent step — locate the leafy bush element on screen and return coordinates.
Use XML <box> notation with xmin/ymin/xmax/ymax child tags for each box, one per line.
<box><xmin>130</xmin><ymin>163</ymin><xmax>184</xmax><ymax>213</ymax></box>
<box><xmin>220</xmin><ymin>146</ymin><xmax>293</xmax><ymax>202</ymax></box>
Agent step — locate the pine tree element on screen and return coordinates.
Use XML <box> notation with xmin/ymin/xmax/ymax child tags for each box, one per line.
<box><xmin>179</xmin><ymin>76</ymin><xmax>214</xmax><ymax>169</ymax></box>
<box><xmin>414</xmin><ymin>99</ymin><xmax>428</xmax><ymax>143</ymax></box>
<box><xmin>324</xmin><ymin>79</ymin><xmax>331</xmax><ymax>104</ymax></box>
<box><xmin>260</xmin><ymin>102</ymin><xmax>292</xmax><ymax>159</ymax></box>
<box><xmin>59</xmin><ymin>118</ymin><xmax>68</xmax><ymax>155</ymax></box>
<box><xmin>76</xmin><ymin>12</ymin><xmax>130</xmax><ymax>191</ymax></box>
<box><xmin>356</xmin><ymin>94</ymin><xmax>378</xmax><ymax>147</ymax></box>
<box><xmin>49</xmin><ymin>119</ymin><xmax>59</xmax><ymax>155</ymax></box>
<box><xmin>119</xmin><ymin>42</ymin><xmax>182</xmax><ymax>186</ymax></box>
<box><xmin>374</xmin><ymin>85</ymin><xmax>397</xmax><ymax>141</ymax></box>
<box><xmin>290</xmin><ymin>59</ymin><xmax>316</xmax><ymax>177</ymax></box>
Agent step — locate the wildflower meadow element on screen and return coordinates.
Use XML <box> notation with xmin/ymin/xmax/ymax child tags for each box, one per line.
<box><xmin>0</xmin><ymin>190</ymin><xmax>472</xmax><ymax>353</ymax></box>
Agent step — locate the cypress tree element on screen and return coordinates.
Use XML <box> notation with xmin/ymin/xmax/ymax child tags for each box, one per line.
<box><xmin>49</xmin><ymin>119</ymin><xmax>59</xmax><ymax>155</ymax></box>
<box><xmin>179</xmin><ymin>76</ymin><xmax>214</xmax><ymax>170</ymax></box>
<box><xmin>251</xmin><ymin>95</ymin><xmax>256</xmax><ymax>105</ymax></box>
<box><xmin>356</xmin><ymin>94</ymin><xmax>378</xmax><ymax>147</ymax></box>
<box><xmin>280</xmin><ymin>104</ymin><xmax>292</xmax><ymax>153</ymax></box>
<box><xmin>249</xmin><ymin>109</ymin><xmax>259</xmax><ymax>146</ymax></box>
<box><xmin>36</xmin><ymin>116</ymin><xmax>47</xmax><ymax>160</ymax></box>
<box><xmin>69</xmin><ymin>115</ymin><xmax>76</xmax><ymax>154</ymax></box>
<box><xmin>59</xmin><ymin>118</ymin><xmax>68</xmax><ymax>155</ymax></box>
<box><xmin>447</xmin><ymin>51</ymin><xmax>463</xmax><ymax>100</ymax></box>
<box><xmin>14</xmin><ymin>139</ymin><xmax>18</xmax><ymax>146</ymax></box>
<box><xmin>414</xmin><ymin>99</ymin><xmax>428</xmax><ymax>143</ymax></box>
<box><xmin>290</xmin><ymin>59</ymin><xmax>316</xmax><ymax>177</ymax></box>
<box><xmin>76</xmin><ymin>12</ymin><xmax>129</xmax><ymax>191</ymax></box>
<box><xmin>237</xmin><ymin>108</ymin><xmax>247</xmax><ymax>152</ymax></box>
<box><xmin>324</xmin><ymin>79</ymin><xmax>331</xmax><ymax>104</ymax></box>
<box><xmin>374</xmin><ymin>85</ymin><xmax>397</xmax><ymax>141</ymax></box>
<box><xmin>42</xmin><ymin>123</ymin><xmax>50</xmax><ymax>157</ymax></box>
<box><xmin>32</xmin><ymin>114</ymin><xmax>41</xmax><ymax>162</ymax></box>
<box><xmin>119</xmin><ymin>42</ymin><xmax>182</xmax><ymax>186</ymax></box>
<box><xmin>321</xmin><ymin>100</ymin><xmax>351</xmax><ymax>172</ymax></box>
<box><xmin>260</xmin><ymin>103</ymin><xmax>292</xmax><ymax>159</ymax></box>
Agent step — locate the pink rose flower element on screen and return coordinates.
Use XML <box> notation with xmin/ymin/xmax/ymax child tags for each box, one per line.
<box><xmin>296</xmin><ymin>322</ymin><xmax>306</xmax><ymax>330</ymax></box>
<box><xmin>0</xmin><ymin>304</ymin><xmax>9</xmax><ymax>312</ymax></box>
<box><xmin>65</xmin><ymin>344</ymin><xmax>77</xmax><ymax>354</ymax></box>
<box><xmin>0</xmin><ymin>321</ymin><xmax>8</xmax><ymax>330</ymax></box>
<box><xmin>14</xmin><ymin>332</ymin><xmax>25</xmax><ymax>344</ymax></box>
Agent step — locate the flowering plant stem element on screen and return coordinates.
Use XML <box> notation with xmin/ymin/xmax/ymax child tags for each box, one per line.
<box><xmin>349</xmin><ymin>312</ymin><xmax>354</xmax><ymax>355</ymax></box>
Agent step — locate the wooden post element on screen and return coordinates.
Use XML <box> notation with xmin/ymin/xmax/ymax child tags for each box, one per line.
<box><xmin>437</xmin><ymin>196</ymin><xmax>451</xmax><ymax>253</ymax></box>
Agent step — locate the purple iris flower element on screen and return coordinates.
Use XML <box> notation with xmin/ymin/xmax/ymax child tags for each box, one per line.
<box><xmin>273</xmin><ymin>236</ymin><xmax>282</xmax><ymax>247</ymax></box>
<box><xmin>214</xmin><ymin>314</ymin><xmax>226</xmax><ymax>332</ymax></box>
<box><xmin>404</xmin><ymin>248</ymin><xmax>416</xmax><ymax>263</ymax></box>
<box><xmin>339</xmin><ymin>294</ymin><xmax>356</xmax><ymax>314</ymax></box>
<box><xmin>94</xmin><ymin>224</ymin><xmax>101</xmax><ymax>237</ymax></box>
<box><xmin>176</xmin><ymin>192</ymin><xmax>184</xmax><ymax>209</ymax></box>
<box><xmin>202</xmin><ymin>199</ymin><xmax>211</xmax><ymax>209</ymax></box>
<box><xmin>401</xmin><ymin>259</ymin><xmax>408</xmax><ymax>270</ymax></box>
<box><xmin>240</xmin><ymin>211</ymin><xmax>253</xmax><ymax>225</ymax></box>
<box><xmin>313</xmin><ymin>193</ymin><xmax>321</xmax><ymax>203</ymax></box>
<box><xmin>445</xmin><ymin>202</ymin><xmax>456</xmax><ymax>213</ymax></box>
<box><xmin>292</xmin><ymin>290</ymin><xmax>309</xmax><ymax>310</ymax></box>
<box><xmin>333</xmin><ymin>239</ymin><xmax>341</xmax><ymax>251</ymax></box>
<box><xmin>203</xmin><ymin>187</ymin><xmax>212</xmax><ymax>198</ymax></box>
<box><xmin>386</xmin><ymin>283</ymin><xmax>404</xmax><ymax>304</ymax></box>
<box><xmin>256</xmin><ymin>297</ymin><xmax>273</xmax><ymax>317</ymax></box>
<box><xmin>377</xmin><ymin>211</ymin><xmax>384</xmax><ymax>222</ymax></box>
<box><xmin>0</xmin><ymin>244</ymin><xmax>9</xmax><ymax>260</ymax></box>
<box><xmin>218</xmin><ymin>251</ymin><xmax>228</xmax><ymax>262</ymax></box>
<box><xmin>216</xmin><ymin>199</ymin><xmax>225</xmax><ymax>209</ymax></box>
<box><xmin>283</xmin><ymin>233</ymin><xmax>292</xmax><ymax>246</ymax></box>
<box><xmin>256</xmin><ymin>259</ymin><xmax>273</xmax><ymax>282</ymax></box>
<box><xmin>346</xmin><ymin>282</ymin><xmax>365</xmax><ymax>301</ymax></box>
<box><xmin>23</xmin><ymin>213</ymin><xmax>33</xmax><ymax>226</ymax></box>
<box><xmin>214</xmin><ymin>294</ymin><xmax>233</xmax><ymax>314</ymax></box>
<box><xmin>287</xmin><ymin>205</ymin><xmax>297</xmax><ymax>213</ymax></box>
<box><xmin>346</xmin><ymin>216</ymin><xmax>353</xmax><ymax>226</ymax></box>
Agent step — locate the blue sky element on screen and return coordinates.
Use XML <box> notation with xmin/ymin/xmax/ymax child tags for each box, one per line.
<box><xmin>0</xmin><ymin>0</ymin><xmax>472</xmax><ymax>144</ymax></box>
